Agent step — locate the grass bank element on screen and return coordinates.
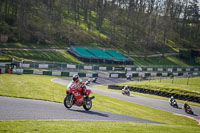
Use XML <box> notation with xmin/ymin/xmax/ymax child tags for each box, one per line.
<box><xmin>133</xmin><ymin>56</ymin><xmax>194</xmax><ymax>66</ymax></box>
<box><xmin>0</xmin><ymin>121</ymin><xmax>200</xmax><ymax>133</ymax></box>
<box><xmin>0</xmin><ymin>50</ymin><xmax>83</xmax><ymax>64</ymax></box>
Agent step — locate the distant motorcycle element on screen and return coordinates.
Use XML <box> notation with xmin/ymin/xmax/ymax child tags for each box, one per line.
<box><xmin>85</xmin><ymin>78</ymin><xmax>97</xmax><ymax>86</ymax></box>
<box><xmin>183</xmin><ymin>104</ymin><xmax>194</xmax><ymax>115</ymax></box>
<box><xmin>126</xmin><ymin>75</ymin><xmax>131</xmax><ymax>80</ymax></box>
<box><xmin>169</xmin><ymin>100</ymin><xmax>178</xmax><ymax>108</ymax></box>
<box><xmin>92</xmin><ymin>77</ymin><xmax>97</xmax><ymax>83</ymax></box>
<box><xmin>85</xmin><ymin>79</ymin><xmax>90</xmax><ymax>86</ymax></box>
<box><xmin>122</xmin><ymin>89</ymin><xmax>130</xmax><ymax>96</ymax></box>
<box><xmin>64</xmin><ymin>84</ymin><xmax>95</xmax><ymax>111</ymax></box>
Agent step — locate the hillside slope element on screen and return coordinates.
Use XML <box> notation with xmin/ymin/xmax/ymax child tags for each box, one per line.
<box><xmin>0</xmin><ymin>0</ymin><xmax>200</xmax><ymax>65</ymax></box>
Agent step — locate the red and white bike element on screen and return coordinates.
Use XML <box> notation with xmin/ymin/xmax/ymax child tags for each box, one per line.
<box><xmin>64</xmin><ymin>84</ymin><xmax>95</xmax><ymax>111</ymax></box>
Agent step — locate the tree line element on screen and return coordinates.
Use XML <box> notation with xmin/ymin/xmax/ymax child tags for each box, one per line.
<box><xmin>0</xmin><ymin>0</ymin><xmax>199</xmax><ymax>54</ymax></box>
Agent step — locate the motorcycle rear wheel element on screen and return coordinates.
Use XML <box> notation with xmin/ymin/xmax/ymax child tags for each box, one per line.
<box><xmin>64</xmin><ymin>95</ymin><xmax>73</xmax><ymax>109</ymax></box>
<box><xmin>83</xmin><ymin>99</ymin><xmax>92</xmax><ymax>111</ymax></box>
<box><xmin>174</xmin><ymin>104</ymin><xmax>178</xmax><ymax>108</ymax></box>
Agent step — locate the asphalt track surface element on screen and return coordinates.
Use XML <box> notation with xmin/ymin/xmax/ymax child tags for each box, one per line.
<box><xmin>52</xmin><ymin>77</ymin><xmax>200</xmax><ymax>121</ymax></box>
<box><xmin>0</xmin><ymin>96</ymin><xmax>163</xmax><ymax>124</ymax></box>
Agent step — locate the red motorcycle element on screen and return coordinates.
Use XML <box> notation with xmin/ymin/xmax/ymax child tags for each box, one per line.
<box><xmin>183</xmin><ymin>105</ymin><xmax>194</xmax><ymax>115</ymax></box>
<box><xmin>122</xmin><ymin>89</ymin><xmax>130</xmax><ymax>96</ymax></box>
<box><xmin>64</xmin><ymin>85</ymin><xmax>95</xmax><ymax>111</ymax></box>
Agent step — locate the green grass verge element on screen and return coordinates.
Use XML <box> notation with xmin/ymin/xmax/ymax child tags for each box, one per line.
<box><xmin>0</xmin><ymin>74</ymin><xmax>200</xmax><ymax>132</ymax></box>
<box><xmin>133</xmin><ymin>56</ymin><xmax>194</xmax><ymax>66</ymax></box>
<box><xmin>117</xmin><ymin>77</ymin><xmax>200</xmax><ymax>97</ymax></box>
<box><xmin>0</xmin><ymin>121</ymin><xmax>200</xmax><ymax>133</ymax></box>
<box><xmin>0</xmin><ymin>42</ymin><xmax>68</xmax><ymax>49</ymax></box>
<box><xmin>0</xmin><ymin>50</ymin><xmax>84</xmax><ymax>64</ymax></box>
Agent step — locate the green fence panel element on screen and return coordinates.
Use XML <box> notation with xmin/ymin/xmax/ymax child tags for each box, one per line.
<box><xmin>163</xmin><ymin>68</ymin><xmax>167</xmax><ymax>71</ymax></box>
<box><xmin>156</xmin><ymin>73</ymin><xmax>162</xmax><ymax>76</ymax></box>
<box><xmin>178</xmin><ymin>73</ymin><xmax>183</xmax><ymax>76</ymax></box>
<box><xmin>48</xmin><ymin>64</ymin><xmax>54</xmax><ymax>69</ymax></box>
<box><xmin>131</xmin><ymin>67</ymin><xmax>137</xmax><ymax>71</ymax></box>
<box><xmin>173</xmin><ymin>68</ymin><xmax>177</xmax><ymax>72</ymax></box>
<box><xmin>118</xmin><ymin>73</ymin><xmax>126</xmax><ymax>78</ymax></box>
<box><xmin>145</xmin><ymin>73</ymin><xmax>151</xmax><ymax>77</ymax></box>
<box><xmin>168</xmin><ymin>73</ymin><xmax>173</xmax><ymax>76</ymax></box>
<box><xmin>5</xmin><ymin>64</ymin><xmax>9</xmax><ymax>69</ymax></box>
<box><xmin>61</xmin><ymin>64</ymin><xmax>67</xmax><ymax>68</ymax></box>
<box><xmin>153</xmin><ymin>68</ymin><xmax>157</xmax><ymax>71</ymax></box>
<box><xmin>77</xmin><ymin>65</ymin><xmax>84</xmax><ymax>69</ymax></box>
<box><xmin>61</xmin><ymin>72</ymin><xmax>69</xmax><ymax>76</ymax></box>
<box><xmin>43</xmin><ymin>71</ymin><xmax>52</xmax><ymax>75</ymax></box>
<box><xmin>29</xmin><ymin>63</ymin><xmax>39</xmax><ymax>68</ymax></box>
<box><xmin>142</xmin><ymin>67</ymin><xmax>147</xmax><ymax>71</ymax></box>
<box><xmin>78</xmin><ymin>73</ymin><xmax>86</xmax><ymax>77</ymax></box>
<box><xmin>92</xmin><ymin>73</ymin><xmax>98</xmax><ymax>77</ymax></box>
<box><xmin>54</xmin><ymin>64</ymin><xmax>61</xmax><ymax>69</ymax></box>
<box><xmin>107</xmin><ymin>66</ymin><xmax>113</xmax><ymax>71</ymax></box>
<box><xmin>93</xmin><ymin>66</ymin><xmax>99</xmax><ymax>71</ymax></box>
<box><xmin>132</xmin><ymin>73</ymin><xmax>139</xmax><ymax>77</ymax></box>
<box><xmin>23</xmin><ymin>70</ymin><xmax>33</xmax><ymax>74</ymax></box>
<box><xmin>35</xmin><ymin>64</ymin><xmax>39</xmax><ymax>68</ymax></box>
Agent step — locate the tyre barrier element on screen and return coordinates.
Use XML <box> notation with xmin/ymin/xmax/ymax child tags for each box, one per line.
<box><xmin>108</xmin><ymin>85</ymin><xmax>200</xmax><ymax>103</ymax></box>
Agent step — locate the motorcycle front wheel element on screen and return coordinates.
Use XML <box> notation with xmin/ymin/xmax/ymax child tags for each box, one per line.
<box><xmin>64</xmin><ymin>95</ymin><xmax>73</xmax><ymax>109</ymax></box>
<box><xmin>83</xmin><ymin>99</ymin><xmax>92</xmax><ymax>111</ymax></box>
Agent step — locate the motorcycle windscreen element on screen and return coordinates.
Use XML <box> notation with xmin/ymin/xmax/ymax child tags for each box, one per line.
<box><xmin>67</xmin><ymin>82</ymin><xmax>77</xmax><ymax>90</ymax></box>
<box><xmin>66</xmin><ymin>82</ymin><xmax>72</xmax><ymax>90</ymax></box>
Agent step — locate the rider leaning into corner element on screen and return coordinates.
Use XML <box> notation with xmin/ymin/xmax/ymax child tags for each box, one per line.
<box><xmin>67</xmin><ymin>74</ymin><xmax>88</xmax><ymax>96</ymax></box>
<box><xmin>183</xmin><ymin>100</ymin><xmax>190</xmax><ymax>109</ymax></box>
<box><xmin>122</xmin><ymin>85</ymin><xmax>130</xmax><ymax>93</ymax></box>
<box><xmin>169</xmin><ymin>96</ymin><xmax>176</xmax><ymax>103</ymax></box>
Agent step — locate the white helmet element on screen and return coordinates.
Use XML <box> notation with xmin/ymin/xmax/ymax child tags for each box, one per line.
<box><xmin>171</xmin><ymin>96</ymin><xmax>174</xmax><ymax>99</ymax></box>
<box><xmin>72</xmin><ymin>74</ymin><xmax>79</xmax><ymax>82</ymax></box>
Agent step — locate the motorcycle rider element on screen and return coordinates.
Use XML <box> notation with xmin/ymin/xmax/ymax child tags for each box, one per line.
<box><xmin>183</xmin><ymin>101</ymin><xmax>189</xmax><ymax>110</ymax></box>
<box><xmin>169</xmin><ymin>96</ymin><xmax>176</xmax><ymax>105</ymax></box>
<box><xmin>68</xmin><ymin>74</ymin><xmax>88</xmax><ymax>96</ymax></box>
<box><xmin>122</xmin><ymin>85</ymin><xmax>130</xmax><ymax>94</ymax></box>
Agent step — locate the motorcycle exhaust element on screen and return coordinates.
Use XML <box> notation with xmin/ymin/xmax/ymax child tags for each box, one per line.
<box><xmin>90</xmin><ymin>96</ymin><xmax>95</xmax><ymax>100</ymax></box>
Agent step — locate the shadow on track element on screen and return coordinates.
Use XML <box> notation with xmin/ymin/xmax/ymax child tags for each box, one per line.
<box><xmin>68</xmin><ymin>109</ymin><xmax>109</xmax><ymax>117</ymax></box>
<box><xmin>193</xmin><ymin>114</ymin><xmax>198</xmax><ymax>116</ymax></box>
